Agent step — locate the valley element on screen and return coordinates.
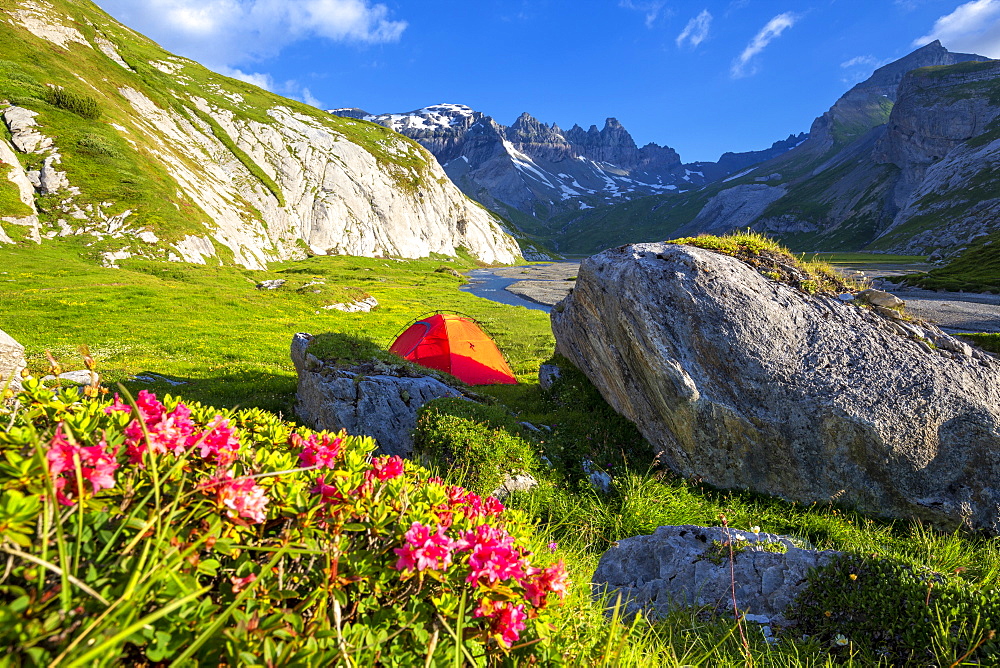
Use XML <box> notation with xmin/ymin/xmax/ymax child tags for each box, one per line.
<box><xmin>3</xmin><ymin>0</ymin><xmax>1000</xmax><ymax>664</ymax></box>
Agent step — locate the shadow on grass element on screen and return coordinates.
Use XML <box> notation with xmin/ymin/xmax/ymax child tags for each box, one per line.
<box><xmin>120</xmin><ymin>369</ymin><xmax>299</xmax><ymax>420</ymax></box>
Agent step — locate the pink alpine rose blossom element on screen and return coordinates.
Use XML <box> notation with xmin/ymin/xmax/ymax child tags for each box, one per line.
<box><xmin>474</xmin><ymin>599</ymin><xmax>528</xmax><ymax>647</ymax></box>
<box><xmin>208</xmin><ymin>471</ymin><xmax>269</xmax><ymax>524</ymax></box>
<box><xmin>46</xmin><ymin>425</ymin><xmax>120</xmax><ymax>505</ymax></box>
<box><xmin>458</xmin><ymin>524</ymin><xmax>526</xmax><ymax>584</ymax></box>
<box><xmin>366</xmin><ymin>455</ymin><xmax>404</xmax><ymax>481</ymax></box>
<box><xmin>294</xmin><ymin>433</ymin><xmax>344</xmax><ymax>469</ymax></box>
<box><xmin>393</xmin><ymin>522</ymin><xmax>457</xmax><ymax>573</ymax></box>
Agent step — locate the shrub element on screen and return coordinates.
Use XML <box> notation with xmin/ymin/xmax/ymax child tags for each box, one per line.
<box><xmin>77</xmin><ymin>133</ymin><xmax>124</xmax><ymax>159</ymax></box>
<box><xmin>44</xmin><ymin>87</ymin><xmax>101</xmax><ymax>120</ymax></box>
<box><xmin>790</xmin><ymin>553</ymin><xmax>1000</xmax><ymax>664</ymax></box>
<box><xmin>0</xmin><ymin>381</ymin><xmax>568</xmax><ymax>664</ymax></box>
<box><xmin>414</xmin><ymin>398</ymin><xmax>540</xmax><ymax>496</ymax></box>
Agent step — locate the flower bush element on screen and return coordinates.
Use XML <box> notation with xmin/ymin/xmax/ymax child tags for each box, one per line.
<box><xmin>0</xmin><ymin>379</ymin><xmax>569</xmax><ymax>665</ymax></box>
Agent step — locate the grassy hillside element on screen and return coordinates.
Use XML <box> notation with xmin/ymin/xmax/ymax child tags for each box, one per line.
<box><xmin>0</xmin><ymin>0</ymin><xmax>480</xmax><ymax>262</ymax></box>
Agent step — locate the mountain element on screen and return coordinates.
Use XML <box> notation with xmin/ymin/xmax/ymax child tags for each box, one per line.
<box><xmin>552</xmin><ymin>40</ymin><xmax>994</xmax><ymax>256</ymax></box>
<box><xmin>329</xmin><ymin>104</ymin><xmax>805</xmax><ymax>241</ymax></box>
<box><xmin>0</xmin><ymin>0</ymin><xmax>521</xmax><ymax>269</ymax></box>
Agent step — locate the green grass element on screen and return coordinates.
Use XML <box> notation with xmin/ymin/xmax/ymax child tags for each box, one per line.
<box><xmin>668</xmin><ymin>231</ymin><xmax>863</xmax><ymax>295</ymax></box>
<box><xmin>0</xmin><ymin>161</ymin><xmax>33</xmax><ymax>218</ymax></box>
<box><xmin>901</xmin><ymin>231</ymin><xmax>1000</xmax><ymax>293</ymax></box>
<box><xmin>959</xmin><ymin>333</ymin><xmax>1000</xmax><ymax>354</ymax></box>
<box><xmin>5</xmin><ymin>234</ymin><xmax>1000</xmax><ymax>664</ymax></box>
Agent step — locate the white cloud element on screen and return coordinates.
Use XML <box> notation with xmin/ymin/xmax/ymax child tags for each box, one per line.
<box><xmin>94</xmin><ymin>0</ymin><xmax>407</xmax><ymax>69</ymax></box>
<box><xmin>300</xmin><ymin>87</ymin><xmax>323</xmax><ymax>108</ymax></box>
<box><xmin>218</xmin><ymin>66</ymin><xmax>274</xmax><ymax>90</ymax></box>
<box><xmin>913</xmin><ymin>0</ymin><xmax>1000</xmax><ymax>57</ymax></box>
<box><xmin>619</xmin><ymin>0</ymin><xmax>668</xmax><ymax>28</ymax></box>
<box><xmin>840</xmin><ymin>55</ymin><xmax>879</xmax><ymax>69</ymax></box>
<box><xmin>676</xmin><ymin>9</ymin><xmax>712</xmax><ymax>48</ymax></box>
<box><xmin>731</xmin><ymin>12</ymin><xmax>798</xmax><ymax>78</ymax></box>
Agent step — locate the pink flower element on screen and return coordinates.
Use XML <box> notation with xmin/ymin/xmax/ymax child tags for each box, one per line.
<box><xmin>366</xmin><ymin>455</ymin><xmax>404</xmax><ymax>482</ymax></box>
<box><xmin>103</xmin><ymin>393</ymin><xmax>131</xmax><ymax>415</ymax></box>
<box><xmin>46</xmin><ymin>425</ymin><xmax>119</xmax><ymax>505</ymax></box>
<box><xmin>208</xmin><ymin>471</ymin><xmax>269</xmax><ymax>524</ymax></box>
<box><xmin>230</xmin><ymin>573</ymin><xmax>257</xmax><ymax>593</ymax></box>
<box><xmin>393</xmin><ymin>522</ymin><xmax>457</xmax><ymax>573</ymax></box>
<box><xmin>310</xmin><ymin>475</ymin><xmax>344</xmax><ymax>505</ymax></box>
<box><xmin>191</xmin><ymin>417</ymin><xmax>240</xmax><ymax>466</ymax></box>
<box><xmin>123</xmin><ymin>394</ymin><xmax>197</xmax><ymax>464</ymax></box>
<box><xmin>520</xmin><ymin>561</ymin><xmax>569</xmax><ymax>607</ymax></box>
<box><xmin>457</xmin><ymin>524</ymin><xmax>526</xmax><ymax>585</ymax></box>
<box><xmin>474</xmin><ymin>600</ymin><xmax>527</xmax><ymax>647</ymax></box>
<box><xmin>294</xmin><ymin>433</ymin><xmax>344</xmax><ymax>469</ymax></box>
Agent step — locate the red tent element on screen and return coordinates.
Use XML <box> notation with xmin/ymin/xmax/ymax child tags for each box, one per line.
<box><xmin>389</xmin><ymin>314</ymin><xmax>517</xmax><ymax>385</ymax></box>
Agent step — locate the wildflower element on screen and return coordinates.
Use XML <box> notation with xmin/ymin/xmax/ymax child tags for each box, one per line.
<box><xmin>192</xmin><ymin>417</ymin><xmax>240</xmax><ymax>466</ymax></box>
<box><xmin>103</xmin><ymin>393</ymin><xmax>131</xmax><ymax>415</ymax></box>
<box><xmin>46</xmin><ymin>425</ymin><xmax>119</xmax><ymax>505</ymax></box>
<box><xmin>474</xmin><ymin>599</ymin><xmax>527</xmax><ymax>647</ymax></box>
<box><xmin>208</xmin><ymin>471</ymin><xmax>269</xmax><ymax>524</ymax></box>
<box><xmin>750</xmin><ymin>526</ymin><xmax>761</xmax><ymax>534</ymax></box>
<box><xmin>310</xmin><ymin>475</ymin><xmax>345</xmax><ymax>505</ymax></box>
<box><xmin>824</xmin><ymin>610</ymin><xmax>832</xmax><ymax>617</ymax></box>
<box><xmin>548</xmin><ymin>541</ymin><xmax>558</xmax><ymax>552</ymax></box>
<box><xmin>458</xmin><ymin>524</ymin><xmax>526</xmax><ymax>584</ymax></box>
<box><xmin>520</xmin><ymin>560</ymin><xmax>569</xmax><ymax>606</ymax></box>
<box><xmin>123</xmin><ymin>393</ymin><xmax>197</xmax><ymax>464</ymax></box>
<box><xmin>848</xmin><ymin>573</ymin><xmax>857</xmax><ymax>581</ymax></box>
<box><xmin>230</xmin><ymin>573</ymin><xmax>257</xmax><ymax>593</ymax></box>
<box><xmin>833</xmin><ymin>634</ymin><xmax>849</xmax><ymax>647</ymax></box>
<box><xmin>367</xmin><ymin>455</ymin><xmax>404</xmax><ymax>481</ymax></box>
<box><xmin>294</xmin><ymin>433</ymin><xmax>344</xmax><ymax>469</ymax></box>
<box><xmin>393</xmin><ymin>522</ymin><xmax>456</xmax><ymax>572</ymax></box>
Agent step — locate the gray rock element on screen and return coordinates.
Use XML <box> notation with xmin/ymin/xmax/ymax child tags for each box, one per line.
<box><xmin>0</xmin><ymin>329</ymin><xmax>26</xmax><ymax>392</ymax></box>
<box><xmin>322</xmin><ymin>296</ymin><xmax>378</xmax><ymax>312</ymax></box>
<box><xmin>859</xmin><ymin>288</ymin><xmax>905</xmax><ymax>309</ymax></box>
<box><xmin>256</xmin><ymin>279</ymin><xmax>286</xmax><ymax>290</ymax></box>
<box><xmin>551</xmin><ymin>243</ymin><xmax>1000</xmax><ymax>534</ymax></box>
<box><xmin>538</xmin><ymin>363</ymin><xmax>562</xmax><ymax>390</ymax></box>
<box><xmin>291</xmin><ymin>333</ymin><xmax>465</xmax><ymax>456</ymax></box>
<box><xmin>41</xmin><ymin>370</ymin><xmax>99</xmax><ymax>386</ymax></box>
<box><xmin>491</xmin><ymin>473</ymin><xmax>538</xmax><ymax>499</ymax></box>
<box><xmin>592</xmin><ymin>525</ymin><xmax>838</xmax><ymax>627</ymax></box>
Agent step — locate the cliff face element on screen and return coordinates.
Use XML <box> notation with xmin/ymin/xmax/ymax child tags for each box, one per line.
<box><xmin>0</xmin><ymin>0</ymin><xmax>521</xmax><ymax>269</ymax></box>
<box><xmin>558</xmin><ymin>42</ymin><xmax>998</xmax><ymax>259</ymax></box>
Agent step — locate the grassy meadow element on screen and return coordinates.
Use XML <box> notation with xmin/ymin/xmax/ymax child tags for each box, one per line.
<box><xmin>4</xmin><ymin>237</ymin><xmax>1000</xmax><ymax>665</ymax></box>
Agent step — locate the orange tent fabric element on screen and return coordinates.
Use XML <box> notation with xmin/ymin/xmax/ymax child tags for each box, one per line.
<box><xmin>389</xmin><ymin>314</ymin><xmax>517</xmax><ymax>385</ymax></box>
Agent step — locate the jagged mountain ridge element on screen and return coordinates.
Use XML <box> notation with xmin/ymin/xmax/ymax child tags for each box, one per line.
<box><xmin>329</xmin><ymin>103</ymin><xmax>806</xmax><ymax>235</ymax></box>
<box><xmin>549</xmin><ymin>40</ymin><xmax>995</xmax><ymax>256</ymax></box>
<box><xmin>0</xmin><ymin>0</ymin><xmax>522</xmax><ymax>269</ymax></box>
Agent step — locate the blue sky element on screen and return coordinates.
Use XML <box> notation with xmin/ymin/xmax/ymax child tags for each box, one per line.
<box><xmin>93</xmin><ymin>0</ymin><xmax>1000</xmax><ymax>162</ymax></box>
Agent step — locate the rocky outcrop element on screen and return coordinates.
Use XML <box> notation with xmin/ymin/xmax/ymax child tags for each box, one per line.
<box><xmin>0</xmin><ymin>329</ymin><xmax>26</xmax><ymax>392</ymax></box>
<box><xmin>0</xmin><ymin>0</ymin><xmax>522</xmax><ymax>268</ymax></box>
<box><xmin>551</xmin><ymin>243</ymin><xmax>1000</xmax><ymax>533</ymax></box>
<box><xmin>682</xmin><ymin>184</ymin><xmax>787</xmax><ymax>235</ymax></box>
<box><xmin>291</xmin><ymin>333</ymin><xmax>466</xmax><ymax>457</ymax></box>
<box><xmin>593</xmin><ymin>525</ymin><xmax>838</xmax><ymax>626</ymax></box>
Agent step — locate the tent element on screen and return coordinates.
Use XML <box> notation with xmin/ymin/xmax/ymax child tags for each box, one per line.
<box><xmin>388</xmin><ymin>314</ymin><xmax>517</xmax><ymax>385</ymax></box>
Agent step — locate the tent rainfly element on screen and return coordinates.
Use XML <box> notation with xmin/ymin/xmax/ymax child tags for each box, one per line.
<box><xmin>388</xmin><ymin>314</ymin><xmax>517</xmax><ymax>385</ymax></box>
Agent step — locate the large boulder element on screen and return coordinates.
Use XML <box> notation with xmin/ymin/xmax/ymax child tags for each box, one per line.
<box><xmin>552</xmin><ymin>243</ymin><xmax>1000</xmax><ymax>533</ymax></box>
<box><xmin>0</xmin><ymin>329</ymin><xmax>26</xmax><ymax>392</ymax></box>
<box><xmin>593</xmin><ymin>525</ymin><xmax>838</xmax><ymax>627</ymax></box>
<box><xmin>291</xmin><ymin>333</ymin><xmax>465</xmax><ymax>457</ymax></box>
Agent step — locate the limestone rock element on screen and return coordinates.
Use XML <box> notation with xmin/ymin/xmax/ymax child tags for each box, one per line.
<box><xmin>256</xmin><ymin>279</ymin><xmax>286</xmax><ymax>290</ymax></box>
<box><xmin>858</xmin><ymin>288</ymin><xmax>904</xmax><ymax>309</ymax></box>
<box><xmin>538</xmin><ymin>363</ymin><xmax>562</xmax><ymax>390</ymax></box>
<box><xmin>551</xmin><ymin>243</ymin><xmax>1000</xmax><ymax>534</ymax></box>
<box><xmin>0</xmin><ymin>329</ymin><xmax>26</xmax><ymax>392</ymax></box>
<box><xmin>592</xmin><ymin>525</ymin><xmax>838</xmax><ymax>627</ymax></box>
<box><xmin>291</xmin><ymin>333</ymin><xmax>465</xmax><ymax>457</ymax></box>
<box><xmin>41</xmin><ymin>370</ymin><xmax>98</xmax><ymax>386</ymax></box>
<box><xmin>322</xmin><ymin>296</ymin><xmax>378</xmax><ymax>312</ymax></box>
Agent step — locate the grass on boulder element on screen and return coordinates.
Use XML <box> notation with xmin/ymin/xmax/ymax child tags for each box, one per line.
<box><xmin>669</xmin><ymin>231</ymin><xmax>864</xmax><ymax>295</ymax></box>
